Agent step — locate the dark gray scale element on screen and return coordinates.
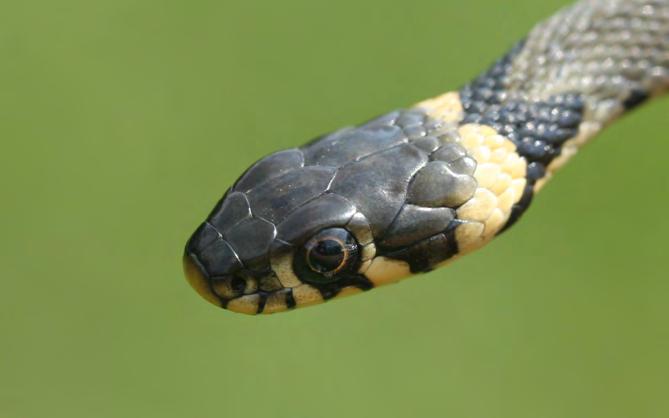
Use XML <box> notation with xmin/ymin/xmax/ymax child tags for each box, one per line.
<box><xmin>407</xmin><ymin>161</ymin><xmax>477</xmax><ymax>208</ymax></box>
<box><xmin>446</xmin><ymin>156</ymin><xmax>477</xmax><ymax>176</ymax></box>
<box><xmin>245</xmin><ymin>166</ymin><xmax>337</xmax><ymax>224</ymax></box>
<box><xmin>510</xmin><ymin>95</ymin><xmax>584</xmax><ymax>165</ymax></box>
<box><xmin>412</xmin><ymin>136</ymin><xmax>441</xmax><ymax>153</ymax></box>
<box><xmin>234</xmin><ymin>149</ymin><xmax>305</xmax><ymax>193</ymax></box>
<box><xmin>365</xmin><ymin>108</ymin><xmax>446</xmax><ymax>139</ymax></box>
<box><xmin>223</xmin><ymin>217</ymin><xmax>276</xmax><ymax>273</ymax></box>
<box><xmin>378</xmin><ymin>205</ymin><xmax>455</xmax><ymax>248</ymax></box>
<box><xmin>330</xmin><ymin>143</ymin><xmax>428</xmax><ymax>237</ymax></box>
<box><xmin>361</xmin><ymin>110</ymin><xmax>403</xmax><ymax>127</ymax></box>
<box><xmin>431</xmin><ymin>142</ymin><xmax>467</xmax><ymax>164</ymax></box>
<box><xmin>459</xmin><ymin>40</ymin><xmax>526</xmax><ymax>112</ymax></box>
<box><xmin>302</xmin><ymin>124</ymin><xmax>407</xmax><ymax>167</ymax></box>
<box><xmin>382</xmin><ymin>228</ymin><xmax>459</xmax><ymax>273</ymax></box>
<box><xmin>197</xmin><ymin>238</ymin><xmax>242</xmax><ymax>278</ymax></box>
<box><xmin>184</xmin><ymin>221</ymin><xmax>244</xmax><ymax>289</ymax></box>
<box><xmin>407</xmin><ymin>141</ymin><xmax>478</xmax><ymax>209</ymax></box>
<box><xmin>208</xmin><ymin>191</ymin><xmax>252</xmax><ymax>234</ymax></box>
<box><xmin>394</xmin><ymin>109</ymin><xmax>434</xmax><ymax>140</ymax></box>
<box><xmin>185</xmin><ymin>222</ymin><xmax>221</xmax><ymax>256</ymax></box>
<box><xmin>276</xmin><ymin>194</ymin><xmax>358</xmax><ymax>245</ymax></box>
<box><xmin>623</xmin><ymin>89</ymin><xmax>650</xmax><ymax>111</ymax></box>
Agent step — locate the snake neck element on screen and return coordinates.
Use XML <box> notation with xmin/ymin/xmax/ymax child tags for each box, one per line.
<box><xmin>419</xmin><ymin>0</ymin><xmax>668</xmax><ymax>231</ymax></box>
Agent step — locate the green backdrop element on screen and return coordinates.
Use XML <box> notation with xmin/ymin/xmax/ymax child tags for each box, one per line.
<box><xmin>2</xmin><ymin>1</ymin><xmax>668</xmax><ymax>417</ymax></box>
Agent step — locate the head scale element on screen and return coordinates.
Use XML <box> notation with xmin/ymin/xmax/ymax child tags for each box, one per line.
<box><xmin>184</xmin><ymin>109</ymin><xmax>478</xmax><ymax>314</ymax></box>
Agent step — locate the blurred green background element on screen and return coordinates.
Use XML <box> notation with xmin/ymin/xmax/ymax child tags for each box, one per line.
<box><xmin>1</xmin><ymin>0</ymin><xmax>668</xmax><ymax>417</ymax></box>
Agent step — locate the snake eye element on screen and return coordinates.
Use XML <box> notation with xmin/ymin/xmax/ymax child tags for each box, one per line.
<box><xmin>301</xmin><ymin>228</ymin><xmax>360</xmax><ymax>279</ymax></box>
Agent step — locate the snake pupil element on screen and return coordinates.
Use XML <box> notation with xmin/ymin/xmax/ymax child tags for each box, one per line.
<box><xmin>310</xmin><ymin>239</ymin><xmax>346</xmax><ymax>273</ymax></box>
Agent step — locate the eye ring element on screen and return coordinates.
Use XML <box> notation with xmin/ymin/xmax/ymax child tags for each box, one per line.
<box><xmin>302</xmin><ymin>228</ymin><xmax>360</xmax><ymax>279</ymax></box>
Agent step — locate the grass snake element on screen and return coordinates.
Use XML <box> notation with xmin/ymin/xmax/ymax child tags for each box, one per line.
<box><xmin>184</xmin><ymin>0</ymin><xmax>669</xmax><ymax>314</ymax></box>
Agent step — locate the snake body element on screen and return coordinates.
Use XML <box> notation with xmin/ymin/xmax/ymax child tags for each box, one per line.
<box><xmin>184</xmin><ymin>0</ymin><xmax>669</xmax><ymax>314</ymax></box>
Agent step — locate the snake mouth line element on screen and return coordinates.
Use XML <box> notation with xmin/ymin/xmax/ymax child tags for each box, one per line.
<box><xmin>183</xmin><ymin>251</ymin><xmax>376</xmax><ymax>314</ymax></box>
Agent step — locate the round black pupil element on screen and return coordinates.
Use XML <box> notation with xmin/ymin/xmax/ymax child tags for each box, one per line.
<box><xmin>310</xmin><ymin>240</ymin><xmax>345</xmax><ymax>272</ymax></box>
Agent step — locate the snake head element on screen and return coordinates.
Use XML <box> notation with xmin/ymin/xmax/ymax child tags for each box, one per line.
<box><xmin>184</xmin><ymin>109</ymin><xmax>482</xmax><ymax>314</ymax></box>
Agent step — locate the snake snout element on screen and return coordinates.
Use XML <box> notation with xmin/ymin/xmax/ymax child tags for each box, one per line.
<box><xmin>183</xmin><ymin>253</ymin><xmax>220</xmax><ymax>307</ymax></box>
<box><xmin>183</xmin><ymin>222</ymin><xmax>246</xmax><ymax>308</ymax></box>
<box><xmin>184</xmin><ymin>217</ymin><xmax>286</xmax><ymax>313</ymax></box>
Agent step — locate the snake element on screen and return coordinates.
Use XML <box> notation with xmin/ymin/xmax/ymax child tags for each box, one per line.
<box><xmin>183</xmin><ymin>0</ymin><xmax>668</xmax><ymax>314</ymax></box>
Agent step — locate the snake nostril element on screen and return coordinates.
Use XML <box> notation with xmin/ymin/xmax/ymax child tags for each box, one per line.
<box><xmin>230</xmin><ymin>276</ymin><xmax>247</xmax><ymax>294</ymax></box>
<box><xmin>211</xmin><ymin>274</ymin><xmax>258</xmax><ymax>300</ymax></box>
